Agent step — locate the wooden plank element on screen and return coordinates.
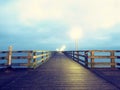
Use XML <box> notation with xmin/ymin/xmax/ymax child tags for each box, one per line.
<box><xmin>110</xmin><ymin>51</ymin><xmax>115</xmax><ymax>68</ymax></box>
<box><xmin>33</xmin><ymin>54</ymin><xmax>48</xmax><ymax>59</ymax></box>
<box><xmin>90</xmin><ymin>51</ymin><xmax>95</xmax><ymax>68</ymax></box>
<box><xmin>7</xmin><ymin>46</ymin><xmax>12</xmax><ymax>67</ymax></box>
<box><xmin>85</xmin><ymin>51</ymin><xmax>88</xmax><ymax>67</ymax></box>
<box><xmin>1</xmin><ymin>56</ymin><xmax>33</xmax><ymax>60</ymax></box>
<box><xmin>35</xmin><ymin>57</ymin><xmax>49</xmax><ymax>65</ymax></box>
<box><xmin>33</xmin><ymin>50</ymin><xmax>48</xmax><ymax>53</ymax></box>
<box><xmin>78</xmin><ymin>58</ymin><xmax>85</xmax><ymax>63</ymax></box>
<box><xmin>67</xmin><ymin>50</ymin><xmax>89</xmax><ymax>52</ymax></box>
<box><xmin>41</xmin><ymin>54</ymin><xmax>49</xmax><ymax>57</ymax></box>
<box><xmin>115</xmin><ymin>50</ymin><xmax>120</xmax><ymax>52</ymax></box>
<box><xmin>0</xmin><ymin>63</ymin><xmax>6</xmax><ymax>66</ymax></box>
<box><xmin>0</xmin><ymin>50</ymin><xmax>33</xmax><ymax>53</ymax></box>
<box><xmin>36</xmin><ymin>59</ymin><xmax>43</xmax><ymax>64</ymax></box>
<box><xmin>88</xmin><ymin>50</ymin><xmax>116</xmax><ymax>52</ymax></box>
<box><xmin>88</xmin><ymin>56</ymin><xmax>116</xmax><ymax>59</ymax></box>
<box><xmin>0</xmin><ymin>57</ymin><xmax>7</xmax><ymax>60</ymax></box>
<box><xmin>0</xmin><ymin>51</ymin><xmax>8</xmax><ymax>53</ymax></box>
<box><xmin>116</xmin><ymin>56</ymin><xmax>120</xmax><ymax>59</ymax></box>
<box><xmin>12</xmin><ymin>56</ymin><xmax>31</xmax><ymax>59</ymax></box>
<box><xmin>117</xmin><ymin>63</ymin><xmax>120</xmax><ymax>66</ymax></box>
<box><xmin>78</xmin><ymin>50</ymin><xmax>89</xmax><ymax>52</ymax></box>
<box><xmin>33</xmin><ymin>54</ymin><xmax>49</xmax><ymax>59</ymax></box>
<box><xmin>74</xmin><ymin>54</ymin><xmax>86</xmax><ymax>57</ymax></box>
<box><xmin>33</xmin><ymin>55</ymin><xmax>43</xmax><ymax>59</ymax></box>
<box><xmin>0</xmin><ymin>53</ymin><xmax>119</xmax><ymax>90</ymax></box>
<box><xmin>73</xmin><ymin>56</ymin><xmax>79</xmax><ymax>60</ymax></box>
<box><xmin>11</xmin><ymin>63</ymin><xmax>28</xmax><ymax>66</ymax></box>
<box><xmin>33</xmin><ymin>52</ymin><xmax>37</xmax><ymax>63</ymax></box>
<box><xmin>12</xmin><ymin>50</ymin><xmax>33</xmax><ymax>53</ymax></box>
<box><xmin>88</xmin><ymin>62</ymin><xmax>116</xmax><ymax>66</ymax></box>
<box><xmin>28</xmin><ymin>52</ymin><xmax>32</xmax><ymax>67</ymax></box>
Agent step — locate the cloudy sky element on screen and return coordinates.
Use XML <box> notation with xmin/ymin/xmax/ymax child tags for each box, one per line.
<box><xmin>0</xmin><ymin>0</ymin><xmax>120</xmax><ymax>50</ymax></box>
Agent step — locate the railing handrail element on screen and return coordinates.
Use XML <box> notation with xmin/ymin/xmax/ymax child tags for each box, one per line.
<box><xmin>64</xmin><ymin>50</ymin><xmax>120</xmax><ymax>68</ymax></box>
<box><xmin>0</xmin><ymin>46</ymin><xmax>54</xmax><ymax>69</ymax></box>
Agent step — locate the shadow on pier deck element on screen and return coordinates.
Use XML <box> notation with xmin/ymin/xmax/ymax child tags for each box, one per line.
<box><xmin>0</xmin><ymin>53</ymin><xmax>120</xmax><ymax>90</ymax></box>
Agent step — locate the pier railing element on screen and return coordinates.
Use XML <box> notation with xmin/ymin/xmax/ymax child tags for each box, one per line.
<box><xmin>64</xmin><ymin>50</ymin><xmax>120</xmax><ymax>68</ymax></box>
<box><xmin>0</xmin><ymin>47</ymin><xmax>53</xmax><ymax>69</ymax></box>
<box><xmin>32</xmin><ymin>50</ymin><xmax>54</xmax><ymax>68</ymax></box>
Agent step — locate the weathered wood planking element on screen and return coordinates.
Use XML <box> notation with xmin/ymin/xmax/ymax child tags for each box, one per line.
<box><xmin>0</xmin><ymin>53</ymin><xmax>119</xmax><ymax>90</ymax></box>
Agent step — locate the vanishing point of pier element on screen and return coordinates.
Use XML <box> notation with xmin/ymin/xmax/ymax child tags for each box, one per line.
<box><xmin>0</xmin><ymin>47</ymin><xmax>120</xmax><ymax>90</ymax></box>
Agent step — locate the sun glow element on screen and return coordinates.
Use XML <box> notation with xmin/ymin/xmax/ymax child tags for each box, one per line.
<box><xmin>69</xmin><ymin>27</ymin><xmax>83</xmax><ymax>40</ymax></box>
<box><xmin>56</xmin><ymin>45</ymin><xmax>66</xmax><ymax>52</ymax></box>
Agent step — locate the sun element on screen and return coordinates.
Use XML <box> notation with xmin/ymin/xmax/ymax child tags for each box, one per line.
<box><xmin>69</xmin><ymin>26</ymin><xmax>83</xmax><ymax>40</ymax></box>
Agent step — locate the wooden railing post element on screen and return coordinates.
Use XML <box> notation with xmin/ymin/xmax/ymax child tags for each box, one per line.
<box><xmin>46</xmin><ymin>52</ymin><xmax>48</xmax><ymax>60</ymax></box>
<box><xmin>90</xmin><ymin>51</ymin><xmax>94</xmax><ymax>68</ymax></box>
<box><xmin>33</xmin><ymin>52</ymin><xmax>37</xmax><ymax>64</ymax></box>
<box><xmin>73</xmin><ymin>51</ymin><xmax>75</xmax><ymax>60</ymax></box>
<box><xmin>28</xmin><ymin>52</ymin><xmax>32</xmax><ymax>67</ymax></box>
<box><xmin>48</xmin><ymin>52</ymin><xmax>50</xmax><ymax>59</ymax></box>
<box><xmin>41</xmin><ymin>51</ymin><xmax>44</xmax><ymax>62</ymax></box>
<box><xmin>76</xmin><ymin>51</ymin><xmax>79</xmax><ymax>62</ymax></box>
<box><xmin>85</xmin><ymin>51</ymin><xmax>88</xmax><ymax>67</ymax></box>
<box><xmin>110</xmin><ymin>51</ymin><xmax>115</xmax><ymax>68</ymax></box>
<box><xmin>7</xmin><ymin>46</ymin><xmax>12</xmax><ymax>68</ymax></box>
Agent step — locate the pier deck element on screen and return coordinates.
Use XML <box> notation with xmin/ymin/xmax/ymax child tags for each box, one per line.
<box><xmin>0</xmin><ymin>53</ymin><xmax>119</xmax><ymax>90</ymax></box>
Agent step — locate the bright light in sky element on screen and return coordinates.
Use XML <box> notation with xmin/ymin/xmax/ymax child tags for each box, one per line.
<box><xmin>0</xmin><ymin>0</ymin><xmax>120</xmax><ymax>50</ymax></box>
<box><xmin>60</xmin><ymin>45</ymin><xmax>66</xmax><ymax>51</ymax></box>
<box><xmin>56</xmin><ymin>48</ymin><xmax>59</xmax><ymax>51</ymax></box>
<box><xmin>56</xmin><ymin>45</ymin><xmax>66</xmax><ymax>51</ymax></box>
<box><xmin>69</xmin><ymin>27</ymin><xmax>83</xmax><ymax>40</ymax></box>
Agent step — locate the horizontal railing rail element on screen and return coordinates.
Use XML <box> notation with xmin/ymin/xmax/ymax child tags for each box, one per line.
<box><xmin>64</xmin><ymin>50</ymin><xmax>120</xmax><ymax>68</ymax></box>
<box><xmin>0</xmin><ymin>46</ymin><xmax>54</xmax><ymax>69</ymax></box>
<box><xmin>32</xmin><ymin>50</ymin><xmax>53</xmax><ymax>68</ymax></box>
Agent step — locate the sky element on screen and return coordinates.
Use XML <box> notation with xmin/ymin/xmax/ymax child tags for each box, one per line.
<box><xmin>0</xmin><ymin>0</ymin><xmax>120</xmax><ymax>51</ymax></box>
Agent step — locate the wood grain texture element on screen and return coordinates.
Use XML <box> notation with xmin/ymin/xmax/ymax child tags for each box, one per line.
<box><xmin>0</xmin><ymin>53</ymin><xmax>119</xmax><ymax>90</ymax></box>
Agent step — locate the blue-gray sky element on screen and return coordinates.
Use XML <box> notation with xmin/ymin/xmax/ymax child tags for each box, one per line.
<box><xmin>0</xmin><ymin>0</ymin><xmax>120</xmax><ymax>50</ymax></box>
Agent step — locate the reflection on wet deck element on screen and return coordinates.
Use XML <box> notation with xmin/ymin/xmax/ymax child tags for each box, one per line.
<box><xmin>0</xmin><ymin>53</ymin><xmax>119</xmax><ymax>90</ymax></box>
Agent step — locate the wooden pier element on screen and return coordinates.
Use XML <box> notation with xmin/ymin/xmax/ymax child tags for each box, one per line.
<box><xmin>0</xmin><ymin>52</ymin><xmax>120</xmax><ymax>90</ymax></box>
